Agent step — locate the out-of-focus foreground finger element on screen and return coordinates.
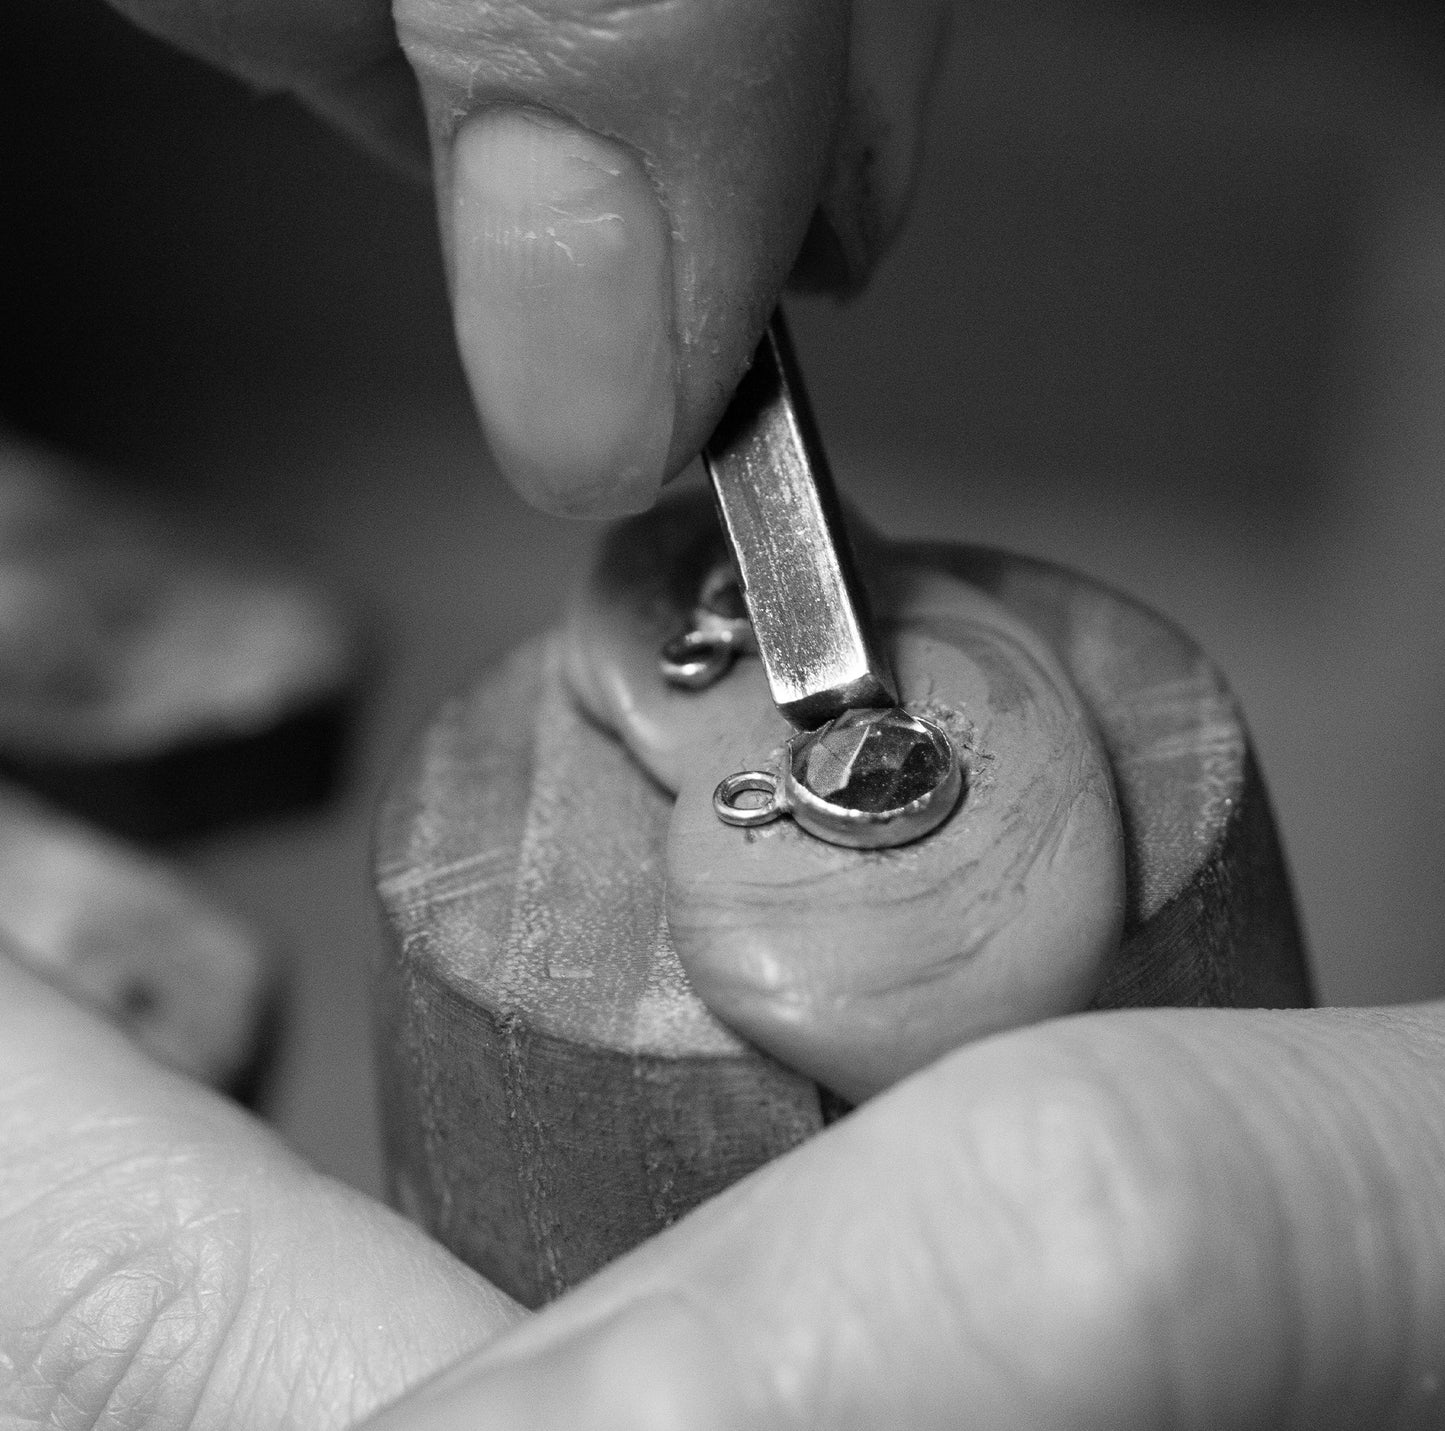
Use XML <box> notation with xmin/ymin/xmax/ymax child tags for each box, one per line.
<box><xmin>398</xmin><ymin>0</ymin><xmax>851</xmax><ymax>517</ymax></box>
<box><xmin>101</xmin><ymin>0</ymin><xmax>427</xmax><ymax>168</ymax></box>
<box><xmin>366</xmin><ymin>1004</ymin><xmax>1445</xmax><ymax>1430</ymax></box>
<box><xmin>0</xmin><ymin>956</ymin><xmax>523</xmax><ymax>1430</ymax></box>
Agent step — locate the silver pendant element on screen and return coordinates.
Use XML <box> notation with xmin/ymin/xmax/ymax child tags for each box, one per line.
<box><xmin>661</xmin><ymin>311</ymin><xmax>963</xmax><ymax>851</ymax></box>
<box><xmin>714</xmin><ymin>707</ymin><xmax>962</xmax><ymax>849</ymax></box>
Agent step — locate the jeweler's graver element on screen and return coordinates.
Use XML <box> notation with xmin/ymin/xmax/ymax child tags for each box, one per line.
<box><xmin>702</xmin><ymin>315</ymin><xmax>895</xmax><ymax>725</ymax></box>
<box><xmin>670</xmin><ymin>311</ymin><xmax>964</xmax><ymax>850</ymax></box>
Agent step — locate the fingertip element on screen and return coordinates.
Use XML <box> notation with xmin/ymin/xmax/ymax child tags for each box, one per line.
<box><xmin>450</xmin><ymin>108</ymin><xmax>677</xmax><ymax>519</ymax></box>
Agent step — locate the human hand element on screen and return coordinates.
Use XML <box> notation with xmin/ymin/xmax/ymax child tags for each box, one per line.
<box><xmin>0</xmin><ymin>445</ymin><xmax>516</xmax><ymax>1426</ymax></box>
<box><xmin>0</xmin><ymin>951</ymin><xmax>524</xmax><ymax>1427</ymax></box>
<box><xmin>8</xmin><ymin>884</ymin><xmax>1433</xmax><ymax>1430</ymax></box>
<box><xmin>561</xmin><ymin>495</ymin><xmax>1127</xmax><ymax>1102</ymax></box>
<box><xmin>364</xmin><ymin>1001</ymin><xmax>1445</xmax><ymax>1430</ymax></box>
<box><xmin>28</xmin><ymin>11</ymin><xmax>1416</xmax><ymax>1431</ymax></box>
<box><xmin>102</xmin><ymin>0</ymin><xmax>948</xmax><ymax>518</ymax></box>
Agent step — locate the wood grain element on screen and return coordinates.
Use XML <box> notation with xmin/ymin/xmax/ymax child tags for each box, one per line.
<box><xmin>373</xmin><ymin>646</ymin><xmax>818</xmax><ymax>1306</ymax></box>
<box><xmin>373</xmin><ymin>543</ymin><xmax>1310</xmax><ymax>1308</ymax></box>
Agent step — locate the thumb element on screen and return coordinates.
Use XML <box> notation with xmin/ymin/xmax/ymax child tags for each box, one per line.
<box><xmin>364</xmin><ymin>1005</ymin><xmax>1445</xmax><ymax>1429</ymax></box>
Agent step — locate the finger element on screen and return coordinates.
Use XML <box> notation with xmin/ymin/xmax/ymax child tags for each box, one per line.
<box><xmin>101</xmin><ymin>0</ymin><xmax>427</xmax><ymax>168</ymax></box>
<box><xmin>792</xmin><ymin>0</ymin><xmax>953</xmax><ymax>294</ymax></box>
<box><xmin>564</xmin><ymin>496</ymin><xmax>1124</xmax><ymax>1102</ymax></box>
<box><xmin>0</xmin><ymin>956</ymin><xmax>523</xmax><ymax>1430</ymax></box>
<box><xmin>399</xmin><ymin>0</ymin><xmax>851</xmax><ymax>517</ymax></box>
<box><xmin>103</xmin><ymin>0</ymin><xmax>945</xmax><ymax>512</ymax></box>
<box><xmin>364</xmin><ymin>1005</ymin><xmax>1445</xmax><ymax>1430</ymax></box>
<box><xmin>668</xmin><ymin>569</ymin><xmax>1125</xmax><ymax>1103</ymax></box>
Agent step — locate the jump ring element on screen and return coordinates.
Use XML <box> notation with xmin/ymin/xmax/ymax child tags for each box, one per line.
<box><xmin>713</xmin><ymin>770</ymin><xmax>782</xmax><ymax>827</ymax></box>
<box><xmin>660</xmin><ymin>629</ymin><xmax>738</xmax><ymax>690</ymax></box>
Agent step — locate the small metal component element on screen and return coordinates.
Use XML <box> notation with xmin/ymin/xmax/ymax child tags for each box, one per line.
<box><xmin>701</xmin><ymin>315</ymin><xmax>896</xmax><ymax>727</ymax></box>
<box><xmin>712</xmin><ymin>768</ymin><xmax>783</xmax><ymax>828</ymax></box>
<box><xmin>659</xmin><ymin>559</ymin><xmax>756</xmax><ymax>690</ymax></box>
<box><xmin>686</xmin><ymin>310</ymin><xmax>963</xmax><ymax>850</ymax></box>
<box><xmin>713</xmin><ymin>708</ymin><xmax>962</xmax><ymax>849</ymax></box>
<box><xmin>659</xmin><ymin>629</ymin><xmax>740</xmax><ymax>690</ymax></box>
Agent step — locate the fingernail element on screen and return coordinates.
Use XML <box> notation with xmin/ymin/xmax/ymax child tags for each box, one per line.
<box><xmin>451</xmin><ymin>107</ymin><xmax>677</xmax><ymax>519</ymax></box>
<box><xmin>373</xmin><ymin>1297</ymin><xmax>748</xmax><ymax>1431</ymax></box>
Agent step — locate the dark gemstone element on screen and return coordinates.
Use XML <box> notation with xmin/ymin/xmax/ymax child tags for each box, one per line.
<box><xmin>794</xmin><ymin>708</ymin><xmax>952</xmax><ymax>813</ymax></box>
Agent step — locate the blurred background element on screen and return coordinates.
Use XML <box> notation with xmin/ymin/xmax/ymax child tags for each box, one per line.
<box><xmin>3</xmin><ymin>0</ymin><xmax>1444</xmax><ymax>1196</ymax></box>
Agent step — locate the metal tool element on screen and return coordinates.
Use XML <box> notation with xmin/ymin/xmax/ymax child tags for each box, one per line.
<box><xmin>662</xmin><ymin>312</ymin><xmax>963</xmax><ymax>850</ymax></box>
<box><xmin>699</xmin><ymin>314</ymin><xmax>896</xmax><ymax>725</ymax></box>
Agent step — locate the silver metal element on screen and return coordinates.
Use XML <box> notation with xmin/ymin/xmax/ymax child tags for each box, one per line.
<box><xmin>711</xmin><ymin>709</ymin><xmax>963</xmax><ymax>849</ymax></box>
<box><xmin>690</xmin><ymin>310</ymin><xmax>963</xmax><ymax>850</ymax></box>
<box><xmin>702</xmin><ymin>314</ymin><xmax>896</xmax><ymax>727</ymax></box>
<box><xmin>713</xmin><ymin>769</ymin><xmax>784</xmax><ymax>827</ymax></box>
<box><xmin>660</xmin><ymin>559</ymin><xmax>757</xmax><ymax>690</ymax></box>
<box><xmin>660</xmin><ymin>628</ymin><xmax>744</xmax><ymax>690</ymax></box>
<box><xmin>784</xmin><ymin>710</ymin><xmax>961</xmax><ymax>849</ymax></box>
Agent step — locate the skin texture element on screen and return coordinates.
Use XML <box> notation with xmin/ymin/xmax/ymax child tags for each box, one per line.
<box><xmin>406</xmin><ymin>0</ymin><xmax>847</xmax><ymax>513</ymax></box>
<box><xmin>566</xmin><ymin>498</ymin><xmax>1126</xmax><ymax>1101</ymax></box>
<box><xmin>369</xmin><ymin>1005</ymin><xmax>1445</xmax><ymax>1431</ymax></box>
<box><xmin>0</xmin><ymin>956</ymin><xmax>523</xmax><ymax>1431</ymax></box>
<box><xmin>669</xmin><ymin>601</ymin><xmax>1125</xmax><ymax>1103</ymax></box>
<box><xmin>10</xmin><ymin>930</ymin><xmax>1445</xmax><ymax>1429</ymax></box>
<box><xmin>18</xmin><ymin>2</ymin><xmax>1444</xmax><ymax>1426</ymax></box>
<box><xmin>101</xmin><ymin>0</ymin><xmax>949</xmax><ymax>515</ymax></box>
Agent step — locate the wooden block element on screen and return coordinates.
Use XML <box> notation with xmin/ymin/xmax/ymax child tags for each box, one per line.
<box><xmin>373</xmin><ymin>546</ymin><xmax>1310</xmax><ymax>1308</ymax></box>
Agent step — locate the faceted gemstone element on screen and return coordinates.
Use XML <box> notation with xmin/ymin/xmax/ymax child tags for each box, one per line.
<box><xmin>793</xmin><ymin>708</ymin><xmax>952</xmax><ymax>813</ymax></box>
